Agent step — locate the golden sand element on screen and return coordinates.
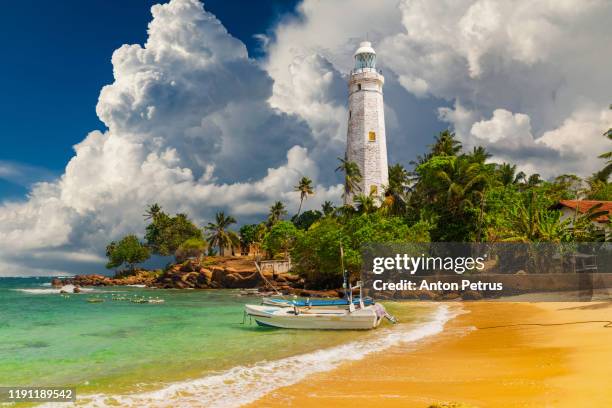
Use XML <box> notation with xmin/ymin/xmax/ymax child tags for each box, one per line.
<box><xmin>247</xmin><ymin>301</ymin><xmax>612</xmax><ymax>408</ymax></box>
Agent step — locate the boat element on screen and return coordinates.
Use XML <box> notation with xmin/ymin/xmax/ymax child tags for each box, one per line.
<box><xmin>239</xmin><ymin>289</ymin><xmax>260</xmax><ymax>296</ymax></box>
<box><xmin>245</xmin><ymin>245</ymin><xmax>397</xmax><ymax>330</ymax></box>
<box><xmin>245</xmin><ymin>302</ymin><xmax>387</xmax><ymax>330</ymax></box>
<box><xmin>147</xmin><ymin>298</ymin><xmax>165</xmax><ymax>304</ymax></box>
<box><xmin>261</xmin><ymin>296</ymin><xmax>375</xmax><ymax>308</ymax></box>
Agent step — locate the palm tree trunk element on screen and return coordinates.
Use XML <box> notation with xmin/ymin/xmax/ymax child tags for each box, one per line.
<box><xmin>297</xmin><ymin>198</ymin><xmax>304</xmax><ymax>217</ymax></box>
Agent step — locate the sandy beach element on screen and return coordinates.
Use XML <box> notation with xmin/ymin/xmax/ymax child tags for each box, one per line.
<box><xmin>247</xmin><ymin>301</ymin><xmax>612</xmax><ymax>408</ymax></box>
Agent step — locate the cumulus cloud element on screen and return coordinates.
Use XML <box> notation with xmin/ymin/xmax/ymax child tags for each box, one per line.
<box><xmin>266</xmin><ymin>0</ymin><xmax>611</xmax><ymax>178</ymax></box>
<box><xmin>0</xmin><ymin>0</ymin><xmax>341</xmax><ymax>276</ymax></box>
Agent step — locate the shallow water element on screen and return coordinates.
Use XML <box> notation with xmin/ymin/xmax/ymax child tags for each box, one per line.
<box><xmin>0</xmin><ymin>277</ymin><xmax>448</xmax><ymax>406</ymax></box>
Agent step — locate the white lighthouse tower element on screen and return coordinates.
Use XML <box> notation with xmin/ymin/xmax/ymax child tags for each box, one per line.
<box><xmin>345</xmin><ymin>41</ymin><xmax>388</xmax><ymax>205</ymax></box>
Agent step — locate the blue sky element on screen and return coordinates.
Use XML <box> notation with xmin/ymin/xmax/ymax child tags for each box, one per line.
<box><xmin>0</xmin><ymin>0</ymin><xmax>299</xmax><ymax>200</ymax></box>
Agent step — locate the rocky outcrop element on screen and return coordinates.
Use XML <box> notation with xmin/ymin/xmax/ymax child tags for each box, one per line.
<box><xmin>155</xmin><ymin>259</ymin><xmax>304</xmax><ymax>291</ymax></box>
<box><xmin>61</xmin><ymin>258</ymin><xmax>307</xmax><ymax>293</ymax></box>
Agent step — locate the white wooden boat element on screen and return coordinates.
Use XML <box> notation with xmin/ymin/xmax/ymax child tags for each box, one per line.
<box><xmin>245</xmin><ymin>248</ymin><xmax>396</xmax><ymax>330</ymax></box>
<box><xmin>244</xmin><ymin>303</ymin><xmax>386</xmax><ymax>330</ymax></box>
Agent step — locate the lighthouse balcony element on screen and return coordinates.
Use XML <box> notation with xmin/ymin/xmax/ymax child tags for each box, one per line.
<box><xmin>350</xmin><ymin>67</ymin><xmax>383</xmax><ymax>75</ymax></box>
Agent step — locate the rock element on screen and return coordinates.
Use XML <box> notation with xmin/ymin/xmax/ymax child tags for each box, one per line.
<box><xmin>461</xmin><ymin>290</ymin><xmax>483</xmax><ymax>300</ymax></box>
<box><xmin>200</xmin><ymin>268</ymin><xmax>213</xmax><ymax>282</ymax></box>
<box><xmin>73</xmin><ymin>286</ymin><xmax>82</xmax><ymax>293</ymax></box>
<box><xmin>51</xmin><ymin>278</ymin><xmax>63</xmax><ymax>288</ymax></box>
<box><xmin>281</xmin><ymin>274</ymin><xmax>301</xmax><ymax>283</ymax></box>
<box><xmin>417</xmin><ymin>290</ymin><xmax>436</xmax><ymax>300</ymax></box>
<box><xmin>440</xmin><ymin>292</ymin><xmax>460</xmax><ymax>300</ymax></box>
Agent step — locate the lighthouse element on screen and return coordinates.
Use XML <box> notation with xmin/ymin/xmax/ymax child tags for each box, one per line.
<box><xmin>345</xmin><ymin>41</ymin><xmax>388</xmax><ymax>205</ymax></box>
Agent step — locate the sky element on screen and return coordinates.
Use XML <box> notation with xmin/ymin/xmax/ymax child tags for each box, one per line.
<box><xmin>0</xmin><ymin>0</ymin><xmax>299</xmax><ymax>200</ymax></box>
<box><xmin>0</xmin><ymin>0</ymin><xmax>610</xmax><ymax>276</ymax></box>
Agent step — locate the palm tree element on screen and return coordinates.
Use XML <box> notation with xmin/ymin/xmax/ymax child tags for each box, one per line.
<box><xmin>267</xmin><ymin>201</ymin><xmax>287</xmax><ymax>226</ymax></box>
<box><xmin>502</xmin><ymin>192</ymin><xmax>571</xmax><ymax>242</ymax></box>
<box><xmin>431</xmin><ymin>157</ymin><xmax>487</xmax><ymax>211</ymax></box>
<box><xmin>294</xmin><ymin>176</ymin><xmax>314</xmax><ymax>216</ymax></box>
<box><xmin>205</xmin><ymin>212</ymin><xmax>239</xmax><ymax>256</ymax></box>
<box><xmin>335</xmin><ymin>157</ymin><xmax>362</xmax><ymax>200</ymax></box>
<box><xmin>468</xmin><ymin>146</ymin><xmax>492</xmax><ymax>164</ymax></box>
<box><xmin>497</xmin><ymin>163</ymin><xmax>519</xmax><ymax>186</ymax></box>
<box><xmin>321</xmin><ymin>201</ymin><xmax>335</xmax><ymax>217</ymax></box>
<box><xmin>382</xmin><ymin>164</ymin><xmax>410</xmax><ymax>216</ymax></box>
<box><xmin>430</xmin><ymin>130</ymin><xmax>462</xmax><ymax>156</ymax></box>
<box><xmin>354</xmin><ymin>193</ymin><xmax>377</xmax><ymax>214</ymax></box>
<box><xmin>143</xmin><ymin>203</ymin><xmax>162</xmax><ymax>220</ymax></box>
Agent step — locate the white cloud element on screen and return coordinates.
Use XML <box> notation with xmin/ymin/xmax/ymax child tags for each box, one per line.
<box><xmin>1</xmin><ymin>0</ymin><xmax>611</xmax><ymax>275</ymax></box>
<box><xmin>0</xmin><ymin>0</ymin><xmax>341</xmax><ymax>276</ymax></box>
<box><xmin>265</xmin><ymin>0</ymin><xmax>611</xmax><ymax>178</ymax></box>
<box><xmin>0</xmin><ymin>161</ymin><xmax>55</xmax><ymax>187</ymax></box>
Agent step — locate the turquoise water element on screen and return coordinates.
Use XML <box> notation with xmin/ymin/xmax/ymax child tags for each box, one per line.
<box><xmin>0</xmin><ymin>277</ymin><xmax>443</xmax><ymax>406</ymax></box>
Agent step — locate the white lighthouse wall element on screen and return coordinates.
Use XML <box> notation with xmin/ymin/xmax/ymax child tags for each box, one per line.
<box><xmin>346</xmin><ymin>71</ymin><xmax>388</xmax><ymax>204</ymax></box>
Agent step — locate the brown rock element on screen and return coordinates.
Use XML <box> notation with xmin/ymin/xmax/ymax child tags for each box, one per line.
<box><xmin>461</xmin><ymin>290</ymin><xmax>483</xmax><ymax>300</ymax></box>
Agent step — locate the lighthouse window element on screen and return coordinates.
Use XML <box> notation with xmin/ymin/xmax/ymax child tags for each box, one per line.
<box><xmin>349</xmin><ymin>110</ymin><xmax>352</xmax><ymax>119</ymax></box>
<box><xmin>357</xmin><ymin>84</ymin><xmax>361</xmax><ymax>91</ymax></box>
<box><xmin>368</xmin><ymin>131</ymin><xmax>376</xmax><ymax>142</ymax></box>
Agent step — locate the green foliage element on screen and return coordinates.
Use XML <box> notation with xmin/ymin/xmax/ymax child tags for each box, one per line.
<box><xmin>336</xmin><ymin>157</ymin><xmax>362</xmax><ymax>198</ymax></box>
<box><xmin>291</xmin><ymin>214</ymin><xmax>431</xmax><ymax>288</ymax></box>
<box><xmin>291</xmin><ymin>210</ymin><xmax>322</xmax><ymax>230</ymax></box>
<box><xmin>239</xmin><ymin>224</ymin><xmax>259</xmax><ymax>247</ymax></box>
<box><xmin>106</xmin><ymin>235</ymin><xmax>150</xmax><ymax>270</ymax></box>
<box><xmin>205</xmin><ymin>212</ymin><xmax>239</xmax><ymax>256</ymax></box>
<box><xmin>175</xmin><ymin>237</ymin><xmax>208</xmax><ymax>262</ymax></box>
<box><xmin>291</xmin><ymin>218</ymin><xmax>355</xmax><ymax>288</ymax></box>
<box><xmin>263</xmin><ymin>221</ymin><xmax>301</xmax><ymax>259</ymax></box>
<box><xmin>267</xmin><ymin>201</ymin><xmax>287</xmax><ymax>226</ymax></box>
<box><xmin>144</xmin><ymin>206</ymin><xmax>202</xmax><ymax>256</ymax></box>
<box><xmin>321</xmin><ymin>201</ymin><xmax>336</xmax><ymax>217</ymax></box>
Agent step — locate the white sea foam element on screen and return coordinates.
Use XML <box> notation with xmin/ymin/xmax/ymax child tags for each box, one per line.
<box><xmin>43</xmin><ymin>304</ymin><xmax>462</xmax><ymax>408</ymax></box>
<box><xmin>13</xmin><ymin>287</ymin><xmax>94</xmax><ymax>295</ymax></box>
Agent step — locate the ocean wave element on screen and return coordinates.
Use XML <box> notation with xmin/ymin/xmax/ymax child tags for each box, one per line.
<box><xmin>13</xmin><ymin>287</ymin><xmax>94</xmax><ymax>295</ymax></box>
<box><xmin>45</xmin><ymin>304</ymin><xmax>462</xmax><ymax>408</ymax></box>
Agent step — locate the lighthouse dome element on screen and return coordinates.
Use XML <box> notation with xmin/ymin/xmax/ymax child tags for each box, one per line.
<box><xmin>353</xmin><ymin>41</ymin><xmax>376</xmax><ymax>70</ymax></box>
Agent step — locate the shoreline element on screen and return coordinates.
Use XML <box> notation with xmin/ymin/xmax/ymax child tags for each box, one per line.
<box><xmin>246</xmin><ymin>301</ymin><xmax>612</xmax><ymax>407</ymax></box>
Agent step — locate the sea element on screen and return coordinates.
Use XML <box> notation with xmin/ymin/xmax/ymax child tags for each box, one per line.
<box><xmin>0</xmin><ymin>277</ymin><xmax>457</xmax><ymax>407</ymax></box>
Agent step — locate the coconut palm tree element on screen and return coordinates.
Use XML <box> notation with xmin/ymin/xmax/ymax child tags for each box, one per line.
<box><xmin>354</xmin><ymin>193</ymin><xmax>377</xmax><ymax>214</ymax></box>
<box><xmin>143</xmin><ymin>203</ymin><xmax>162</xmax><ymax>220</ymax></box>
<box><xmin>205</xmin><ymin>212</ymin><xmax>239</xmax><ymax>256</ymax></box>
<box><xmin>321</xmin><ymin>201</ymin><xmax>335</xmax><ymax>217</ymax></box>
<box><xmin>267</xmin><ymin>201</ymin><xmax>287</xmax><ymax>226</ymax></box>
<box><xmin>430</xmin><ymin>130</ymin><xmax>462</xmax><ymax>156</ymax></box>
<box><xmin>497</xmin><ymin>163</ymin><xmax>519</xmax><ymax>186</ymax></box>
<box><xmin>294</xmin><ymin>176</ymin><xmax>314</xmax><ymax>216</ymax></box>
<box><xmin>335</xmin><ymin>157</ymin><xmax>362</xmax><ymax>200</ymax></box>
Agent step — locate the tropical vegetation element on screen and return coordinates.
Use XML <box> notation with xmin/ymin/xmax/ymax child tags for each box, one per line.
<box><xmin>105</xmin><ymin>116</ymin><xmax>611</xmax><ymax>287</ymax></box>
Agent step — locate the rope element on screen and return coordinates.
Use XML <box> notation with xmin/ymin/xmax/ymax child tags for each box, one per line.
<box><xmin>254</xmin><ymin>261</ymin><xmax>282</xmax><ymax>296</ymax></box>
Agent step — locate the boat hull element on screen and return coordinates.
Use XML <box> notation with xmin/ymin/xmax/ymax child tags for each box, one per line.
<box><xmin>245</xmin><ymin>304</ymin><xmax>382</xmax><ymax>330</ymax></box>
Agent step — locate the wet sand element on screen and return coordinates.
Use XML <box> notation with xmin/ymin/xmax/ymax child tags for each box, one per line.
<box><xmin>247</xmin><ymin>301</ymin><xmax>612</xmax><ymax>407</ymax></box>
